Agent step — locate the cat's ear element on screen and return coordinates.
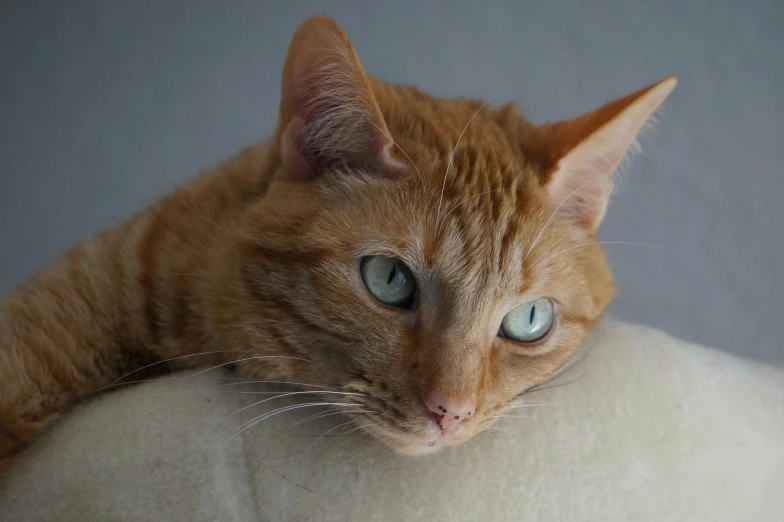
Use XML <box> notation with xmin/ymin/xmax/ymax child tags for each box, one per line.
<box><xmin>536</xmin><ymin>77</ymin><xmax>677</xmax><ymax>232</ymax></box>
<box><xmin>276</xmin><ymin>16</ymin><xmax>408</xmax><ymax>182</ymax></box>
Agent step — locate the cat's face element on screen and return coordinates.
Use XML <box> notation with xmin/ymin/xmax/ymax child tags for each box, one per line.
<box><xmin>234</xmin><ymin>16</ymin><xmax>674</xmax><ymax>455</ymax></box>
<box><xmin>239</xmin><ymin>159</ymin><xmax>609</xmax><ymax>454</ymax></box>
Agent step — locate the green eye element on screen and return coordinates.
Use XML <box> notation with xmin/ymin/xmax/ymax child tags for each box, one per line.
<box><xmin>499</xmin><ymin>298</ymin><xmax>555</xmax><ymax>344</ymax></box>
<box><xmin>360</xmin><ymin>256</ymin><xmax>417</xmax><ymax>309</ymax></box>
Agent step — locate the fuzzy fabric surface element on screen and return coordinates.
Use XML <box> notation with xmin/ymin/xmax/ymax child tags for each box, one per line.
<box><xmin>1</xmin><ymin>320</ymin><xmax>782</xmax><ymax>521</ymax></box>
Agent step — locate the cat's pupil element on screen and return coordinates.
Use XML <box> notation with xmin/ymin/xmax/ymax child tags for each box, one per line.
<box><xmin>387</xmin><ymin>266</ymin><xmax>397</xmax><ymax>285</ymax></box>
<box><xmin>529</xmin><ymin>305</ymin><xmax>536</xmax><ymax>325</ymax></box>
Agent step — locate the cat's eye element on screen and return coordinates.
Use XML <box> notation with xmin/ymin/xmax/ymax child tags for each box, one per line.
<box><xmin>360</xmin><ymin>256</ymin><xmax>417</xmax><ymax>309</ymax></box>
<box><xmin>499</xmin><ymin>298</ymin><xmax>555</xmax><ymax>344</ymax></box>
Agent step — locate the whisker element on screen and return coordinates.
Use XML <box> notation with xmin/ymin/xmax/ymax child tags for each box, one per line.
<box><xmin>261</xmin><ymin>412</ymin><xmax>376</xmax><ymax>463</ymax></box>
<box><xmin>519</xmin><ymin>325</ymin><xmax>608</xmax><ymax>398</ymax></box>
<box><xmin>522</xmin><ymin>377</ymin><xmax>585</xmax><ymax>395</ymax></box>
<box><xmin>144</xmin><ymin>378</ymin><xmax>354</xmax><ymax>398</ymax></box>
<box><xmin>336</xmin><ymin>422</ymin><xmax>379</xmax><ymax>438</ymax></box>
<box><xmin>229</xmin><ymin>390</ymin><xmax>365</xmax><ymax>417</ymax></box>
<box><xmin>508</xmin><ymin>401</ymin><xmax>553</xmax><ymax>409</ymax></box>
<box><xmin>523</xmin><ymin>176</ymin><xmax>602</xmax><ymax>262</ymax></box>
<box><xmin>186</xmin><ymin>354</ymin><xmax>364</xmax><ymax>379</ymax></box>
<box><xmin>146</xmin><ymin>389</ymin><xmax>362</xmax><ymax>399</ymax></box>
<box><xmin>312</xmin><ymin>419</ymin><xmax>357</xmax><ymax>440</ymax></box>
<box><xmin>291</xmin><ymin>407</ymin><xmax>351</xmax><ymax>427</ymax></box>
<box><xmin>223</xmin><ymin>402</ymin><xmax>365</xmax><ymax>444</ymax></box>
<box><xmin>147</xmin><ymin>389</ymin><xmax>298</xmax><ymax>397</ymax></box>
<box><xmin>435</xmin><ymin>98</ymin><xmax>492</xmax><ymax>231</ymax></box>
<box><xmin>529</xmin><ymin>241</ymin><xmax>668</xmax><ymax>271</ymax></box>
<box><xmin>108</xmin><ymin>349</ymin><xmax>254</xmax><ymax>386</ymax></box>
<box><xmin>218</xmin><ymin>380</ymin><xmax>343</xmax><ymax>390</ymax></box>
<box><xmin>95</xmin><ymin>376</ymin><xmax>342</xmax><ymax>396</ymax></box>
<box><xmin>289</xmin><ymin>408</ymin><xmax>375</xmax><ymax>428</ymax></box>
<box><xmin>304</xmin><ymin>415</ymin><xmax>378</xmax><ymax>452</ymax></box>
<box><xmin>112</xmin><ymin>347</ymin><xmax>364</xmax><ymax>388</ymax></box>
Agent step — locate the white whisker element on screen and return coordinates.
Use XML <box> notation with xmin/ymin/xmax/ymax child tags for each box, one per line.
<box><xmin>519</xmin><ymin>324</ymin><xmax>608</xmax><ymax>399</ymax></box>
<box><xmin>336</xmin><ymin>422</ymin><xmax>379</xmax><ymax>438</ymax></box>
<box><xmin>509</xmin><ymin>401</ymin><xmax>553</xmax><ymax>409</ymax></box>
<box><xmin>186</xmin><ymin>354</ymin><xmax>360</xmax><ymax>379</ymax></box>
<box><xmin>219</xmin><ymin>380</ymin><xmax>343</xmax><ymax>390</ymax></box>
<box><xmin>230</xmin><ymin>390</ymin><xmax>365</xmax><ymax>416</ymax></box>
<box><xmin>223</xmin><ymin>402</ymin><xmax>365</xmax><ymax>444</ymax></box>
<box><xmin>523</xmin><ymin>177</ymin><xmax>601</xmax><ymax>262</ymax></box>
<box><xmin>146</xmin><ymin>379</ymin><xmax>357</xmax><ymax>398</ymax></box>
<box><xmin>108</xmin><ymin>349</ymin><xmax>253</xmax><ymax>386</ymax></box>
<box><xmin>306</xmin><ymin>419</ymin><xmax>357</xmax><ymax>447</ymax></box>
<box><xmin>530</xmin><ymin>241</ymin><xmax>667</xmax><ymax>271</ymax></box>
<box><xmin>290</xmin><ymin>408</ymin><xmax>375</xmax><ymax>427</ymax></box>
<box><xmin>303</xmin><ymin>414</ymin><xmax>378</xmax><ymax>452</ymax></box>
<box><xmin>435</xmin><ymin>98</ymin><xmax>492</xmax><ymax>231</ymax></box>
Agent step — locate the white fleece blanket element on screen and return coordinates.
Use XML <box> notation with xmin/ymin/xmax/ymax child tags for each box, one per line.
<box><xmin>1</xmin><ymin>320</ymin><xmax>782</xmax><ymax>521</ymax></box>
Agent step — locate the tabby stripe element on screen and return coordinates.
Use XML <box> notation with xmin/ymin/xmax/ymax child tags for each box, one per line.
<box><xmin>244</xmin><ymin>243</ymin><xmax>333</xmax><ymax>267</ymax></box>
<box><xmin>498</xmin><ymin>216</ymin><xmax>519</xmax><ymax>273</ymax></box>
<box><xmin>256</xmin><ymin>291</ymin><xmax>356</xmax><ymax>346</ymax></box>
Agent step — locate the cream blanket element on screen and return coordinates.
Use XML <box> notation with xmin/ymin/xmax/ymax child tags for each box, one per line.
<box><xmin>1</xmin><ymin>320</ymin><xmax>782</xmax><ymax>521</ymax></box>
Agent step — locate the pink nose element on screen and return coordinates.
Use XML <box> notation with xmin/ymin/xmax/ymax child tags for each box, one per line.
<box><xmin>423</xmin><ymin>393</ymin><xmax>476</xmax><ymax>434</ymax></box>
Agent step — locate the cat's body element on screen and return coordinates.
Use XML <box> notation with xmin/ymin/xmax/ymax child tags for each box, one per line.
<box><xmin>0</xmin><ymin>143</ymin><xmax>272</xmax><ymax>472</ymax></box>
<box><xmin>0</xmin><ymin>16</ymin><xmax>675</xmax><ymax>474</ymax></box>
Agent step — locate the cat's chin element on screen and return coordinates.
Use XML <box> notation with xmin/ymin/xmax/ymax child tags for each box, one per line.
<box><xmin>391</xmin><ymin>441</ymin><xmax>445</xmax><ymax>456</ymax></box>
<box><xmin>362</xmin><ymin>424</ymin><xmax>446</xmax><ymax>456</ymax></box>
<box><xmin>378</xmin><ymin>435</ymin><xmax>446</xmax><ymax>456</ymax></box>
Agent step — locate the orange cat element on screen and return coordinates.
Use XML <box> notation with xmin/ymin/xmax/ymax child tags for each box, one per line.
<box><xmin>0</xmin><ymin>16</ymin><xmax>675</xmax><ymax>473</ymax></box>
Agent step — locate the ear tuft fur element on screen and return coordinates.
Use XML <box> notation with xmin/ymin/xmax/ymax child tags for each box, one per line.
<box><xmin>277</xmin><ymin>16</ymin><xmax>408</xmax><ymax>182</ymax></box>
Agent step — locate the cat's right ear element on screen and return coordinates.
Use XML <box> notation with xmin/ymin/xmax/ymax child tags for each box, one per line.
<box><xmin>535</xmin><ymin>77</ymin><xmax>677</xmax><ymax>232</ymax></box>
<box><xmin>275</xmin><ymin>16</ymin><xmax>408</xmax><ymax>182</ymax></box>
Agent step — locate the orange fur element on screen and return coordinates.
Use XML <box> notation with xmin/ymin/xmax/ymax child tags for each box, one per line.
<box><xmin>0</xmin><ymin>16</ymin><xmax>675</xmax><ymax>470</ymax></box>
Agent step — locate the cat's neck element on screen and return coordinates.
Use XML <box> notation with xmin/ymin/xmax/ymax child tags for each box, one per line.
<box><xmin>136</xmin><ymin>142</ymin><xmax>283</xmax><ymax>362</ymax></box>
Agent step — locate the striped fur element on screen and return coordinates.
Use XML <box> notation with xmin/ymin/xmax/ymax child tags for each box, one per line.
<box><xmin>0</xmin><ymin>16</ymin><xmax>675</xmax><ymax>471</ymax></box>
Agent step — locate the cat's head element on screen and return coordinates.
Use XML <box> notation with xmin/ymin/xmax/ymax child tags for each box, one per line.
<box><xmin>236</xmin><ymin>16</ymin><xmax>675</xmax><ymax>454</ymax></box>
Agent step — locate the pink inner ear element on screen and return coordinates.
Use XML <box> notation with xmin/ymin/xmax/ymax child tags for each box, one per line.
<box><xmin>539</xmin><ymin>77</ymin><xmax>677</xmax><ymax>231</ymax></box>
<box><xmin>276</xmin><ymin>18</ymin><xmax>408</xmax><ymax>182</ymax></box>
<box><xmin>279</xmin><ymin>117</ymin><xmax>316</xmax><ymax>182</ymax></box>
<box><xmin>546</xmin><ymin>156</ymin><xmax>614</xmax><ymax>230</ymax></box>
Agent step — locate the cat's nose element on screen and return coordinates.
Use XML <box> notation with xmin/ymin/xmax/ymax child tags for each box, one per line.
<box><xmin>422</xmin><ymin>392</ymin><xmax>476</xmax><ymax>435</ymax></box>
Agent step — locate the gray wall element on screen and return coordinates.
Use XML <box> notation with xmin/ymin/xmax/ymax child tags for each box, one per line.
<box><xmin>1</xmin><ymin>1</ymin><xmax>782</xmax><ymax>361</ymax></box>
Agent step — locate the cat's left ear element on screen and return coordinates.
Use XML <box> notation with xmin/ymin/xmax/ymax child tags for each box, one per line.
<box><xmin>276</xmin><ymin>16</ymin><xmax>408</xmax><ymax>182</ymax></box>
<box><xmin>536</xmin><ymin>77</ymin><xmax>677</xmax><ymax>232</ymax></box>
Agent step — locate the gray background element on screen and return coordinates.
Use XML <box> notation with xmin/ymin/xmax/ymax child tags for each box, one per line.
<box><xmin>1</xmin><ymin>1</ymin><xmax>782</xmax><ymax>361</ymax></box>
